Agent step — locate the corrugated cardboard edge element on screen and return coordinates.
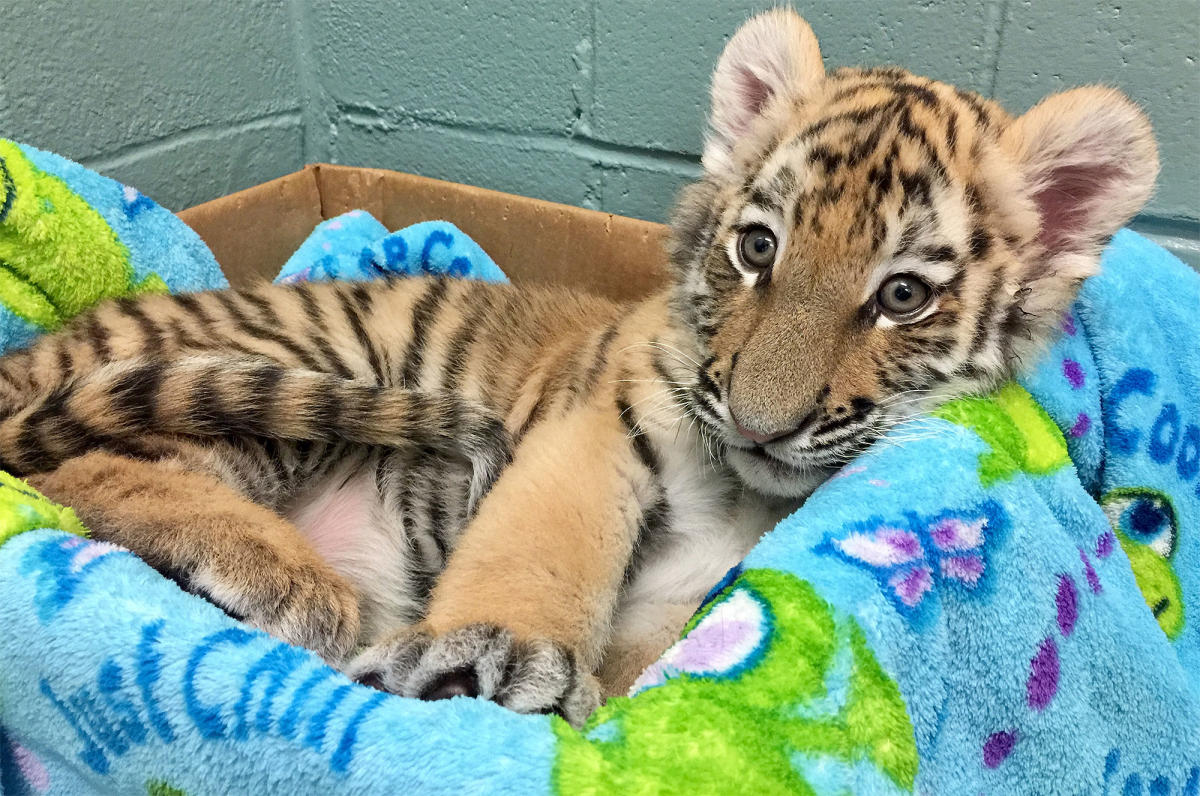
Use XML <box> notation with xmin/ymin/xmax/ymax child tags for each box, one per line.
<box><xmin>178</xmin><ymin>164</ymin><xmax>671</xmax><ymax>301</ymax></box>
<box><xmin>177</xmin><ymin>166</ymin><xmax>325</xmax><ymax>286</ymax></box>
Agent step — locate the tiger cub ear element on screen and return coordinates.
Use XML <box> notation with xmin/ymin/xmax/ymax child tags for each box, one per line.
<box><xmin>1004</xmin><ymin>86</ymin><xmax>1159</xmax><ymax>264</ymax></box>
<box><xmin>703</xmin><ymin>8</ymin><xmax>825</xmax><ymax>177</ymax></box>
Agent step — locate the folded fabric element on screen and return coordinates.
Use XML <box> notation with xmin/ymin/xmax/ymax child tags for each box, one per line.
<box><xmin>0</xmin><ymin>140</ymin><xmax>226</xmax><ymax>352</ymax></box>
<box><xmin>0</xmin><ymin>147</ymin><xmax>1196</xmax><ymax>795</ymax></box>
<box><xmin>277</xmin><ymin>211</ymin><xmax>507</xmax><ymax>285</ymax></box>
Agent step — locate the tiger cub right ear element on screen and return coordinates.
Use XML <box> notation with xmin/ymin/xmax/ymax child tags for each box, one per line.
<box><xmin>704</xmin><ymin>9</ymin><xmax>825</xmax><ymax>178</ymax></box>
<box><xmin>1004</xmin><ymin>86</ymin><xmax>1159</xmax><ymax>264</ymax></box>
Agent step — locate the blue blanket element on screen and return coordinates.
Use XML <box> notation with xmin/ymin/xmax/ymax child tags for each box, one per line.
<box><xmin>0</xmin><ymin>147</ymin><xmax>1196</xmax><ymax>795</ymax></box>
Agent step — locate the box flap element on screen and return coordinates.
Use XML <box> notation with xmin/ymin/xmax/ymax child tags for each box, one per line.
<box><xmin>177</xmin><ymin>167</ymin><xmax>325</xmax><ymax>287</ymax></box>
<box><xmin>179</xmin><ymin>164</ymin><xmax>672</xmax><ymax>300</ymax></box>
<box><xmin>312</xmin><ymin>164</ymin><xmax>670</xmax><ymax>301</ymax></box>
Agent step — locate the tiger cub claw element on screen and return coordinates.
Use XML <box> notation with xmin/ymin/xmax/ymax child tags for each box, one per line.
<box><xmin>347</xmin><ymin>623</ymin><xmax>601</xmax><ymax>727</ymax></box>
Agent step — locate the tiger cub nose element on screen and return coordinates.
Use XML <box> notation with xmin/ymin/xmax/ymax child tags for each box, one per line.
<box><xmin>733</xmin><ymin>418</ymin><xmax>791</xmax><ymax>445</ymax></box>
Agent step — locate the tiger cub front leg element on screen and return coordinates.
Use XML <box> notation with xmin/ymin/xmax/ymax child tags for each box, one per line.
<box><xmin>27</xmin><ymin>448</ymin><xmax>361</xmax><ymax>664</ymax></box>
<box><xmin>348</xmin><ymin>406</ymin><xmax>652</xmax><ymax>726</ymax></box>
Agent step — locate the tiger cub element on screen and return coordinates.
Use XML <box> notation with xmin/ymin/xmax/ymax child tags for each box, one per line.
<box><xmin>0</xmin><ymin>9</ymin><xmax>1156</xmax><ymax>726</ymax></box>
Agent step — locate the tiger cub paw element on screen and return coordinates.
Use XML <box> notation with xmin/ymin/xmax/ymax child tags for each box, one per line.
<box><xmin>185</xmin><ymin>561</ymin><xmax>361</xmax><ymax>666</ymax></box>
<box><xmin>347</xmin><ymin>624</ymin><xmax>601</xmax><ymax>727</ymax></box>
<box><xmin>248</xmin><ymin>566</ymin><xmax>362</xmax><ymax>665</ymax></box>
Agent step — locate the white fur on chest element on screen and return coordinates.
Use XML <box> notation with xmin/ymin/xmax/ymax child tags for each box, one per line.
<box><xmin>613</xmin><ymin>421</ymin><xmax>795</xmax><ymax>645</ymax></box>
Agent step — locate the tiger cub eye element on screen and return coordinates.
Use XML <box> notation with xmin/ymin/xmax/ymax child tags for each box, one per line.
<box><xmin>737</xmin><ymin>226</ymin><xmax>777</xmax><ymax>271</ymax></box>
<box><xmin>877</xmin><ymin>274</ymin><xmax>932</xmax><ymax>319</ymax></box>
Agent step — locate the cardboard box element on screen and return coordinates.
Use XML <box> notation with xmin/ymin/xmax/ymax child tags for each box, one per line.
<box><xmin>177</xmin><ymin>164</ymin><xmax>671</xmax><ymax>301</ymax></box>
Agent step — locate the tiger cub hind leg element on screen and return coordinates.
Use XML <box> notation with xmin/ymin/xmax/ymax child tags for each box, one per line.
<box><xmin>26</xmin><ymin>448</ymin><xmax>362</xmax><ymax>664</ymax></box>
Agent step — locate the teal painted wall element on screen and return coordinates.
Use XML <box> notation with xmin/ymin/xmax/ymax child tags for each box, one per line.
<box><xmin>3</xmin><ymin>1</ymin><xmax>1197</xmax><ymax>261</ymax></box>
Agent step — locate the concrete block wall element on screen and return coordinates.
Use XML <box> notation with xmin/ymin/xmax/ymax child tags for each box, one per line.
<box><xmin>3</xmin><ymin>1</ymin><xmax>1197</xmax><ymax>262</ymax></box>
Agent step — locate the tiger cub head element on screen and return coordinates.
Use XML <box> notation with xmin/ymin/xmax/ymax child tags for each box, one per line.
<box><xmin>668</xmin><ymin>8</ymin><xmax>1158</xmax><ymax>498</ymax></box>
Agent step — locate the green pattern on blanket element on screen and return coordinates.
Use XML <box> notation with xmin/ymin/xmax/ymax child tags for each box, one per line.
<box><xmin>935</xmin><ymin>382</ymin><xmax>1070</xmax><ymax>485</ymax></box>
<box><xmin>552</xmin><ymin>569</ymin><xmax>918</xmax><ymax>794</ymax></box>
<box><xmin>0</xmin><ymin>472</ymin><xmax>87</xmax><ymax>548</ymax></box>
<box><xmin>0</xmin><ymin>140</ymin><xmax>166</xmax><ymax>331</ymax></box>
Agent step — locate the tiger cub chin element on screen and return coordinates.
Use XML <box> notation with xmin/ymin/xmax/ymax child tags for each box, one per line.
<box><xmin>0</xmin><ymin>9</ymin><xmax>1156</xmax><ymax>726</ymax></box>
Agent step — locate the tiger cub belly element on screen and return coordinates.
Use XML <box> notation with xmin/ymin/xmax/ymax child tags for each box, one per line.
<box><xmin>285</xmin><ymin>454</ymin><xmax>472</xmax><ymax>645</ymax></box>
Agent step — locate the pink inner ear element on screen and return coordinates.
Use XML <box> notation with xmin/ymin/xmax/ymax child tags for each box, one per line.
<box><xmin>734</xmin><ymin>67</ymin><xmax>772</xmax><ymax>131</ymax></box>
<box><xmin>1033</xmin><ymin>162</ymin><xmax>1120</xmax><ymax>253</ymax></box>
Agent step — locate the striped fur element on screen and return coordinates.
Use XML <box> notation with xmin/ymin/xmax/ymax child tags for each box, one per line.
<box><xmin>0</xmin><ymin>9</ymin><xmax>1158</xmax><ymax>726</ymax></box>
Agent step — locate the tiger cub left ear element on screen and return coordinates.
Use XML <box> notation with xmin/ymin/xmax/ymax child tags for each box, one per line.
<box><xmin>1004</xmin><ymin>86</ymin><xmax>1159</xmax><ymax>262</ymax></box>
<box><xmin>704</xmin><ymin>8</ymin><xmax>825</xmax><ymax>178</ymax></box>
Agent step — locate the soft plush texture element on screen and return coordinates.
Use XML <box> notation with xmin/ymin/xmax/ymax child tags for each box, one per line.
<box><xmin>0</xmin><ymin>150</ymin><xmax>1196</xmax><ymax>796</ymax></box>
<box><xmin>276</xmin><ymin>211</ymin><xmax>507</xmax><ymax>285</ymax></box>
<box><xmin>0</xmin><ymin>140</ymin><xmax>226</xmax><ymax>352</ymax></box>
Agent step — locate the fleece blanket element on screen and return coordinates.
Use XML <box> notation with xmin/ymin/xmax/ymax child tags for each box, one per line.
<box><xmin>0</xmin><ymin>144</ymin><xmax>1197</xmax><ymax>795</ymax></box>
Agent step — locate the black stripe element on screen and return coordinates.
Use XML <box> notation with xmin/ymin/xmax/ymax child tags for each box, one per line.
<box><xmin>771</xmin><ymin>165</ymin><xmax>797</xmax><ymax>196</ymax></box>
<box><xmin>899</xmin><ymin>171</ymin><xmax>933</xmax><ymax>208</ymax></box>
<box><xmin>651</xmin><ymin>350</ymin><xmax>676</xmax><ymax>388</ymax></box>
<box><xmin>397</xmin><ymin>468</ymin><xmax>437</xmax><ymax>598</ymax></box>
<box><xmin>238</xmin><ymin>289</ymin><xmax>281</xmax><ymax>326</ymax></box>
<box><xmin>686</xmin><ymin>393</ymin><xmax>722</xmax><ymax>426</ymax></box>
<box><xmin>954</xmin><ymin>88</ymin><xmax>992</xmax><ymax>129</ymax></box>
<box><xmin>867</xmin><ymin>158</ymin><xmax>895</xmax><ymax>201</ymax></box>
<box><xmin>85</xmin><ymin>314</ymin><xmax>112</xmax><ymax>362</ymax></box>
<box><xmin>441</xmin><ymin>286</ymin><xmax>492</xmax><ymax>392</ymax></box>
<box><xmin>847</xmin><ymin>118</ymin><xmax>888</xmax><ymax>166</ymax></box>
<box><xmin>212</xmin><ymin>292</ymin><xmax>325</xmax><ymax>371</ymax></box>
<box><xmin>807</xmin><ymin>145</ymin><xmax>845</xmax><ymax>173</ymax></box>
<box><xmin>211</xmin><ymin>290</ymin><xmax>253</xmax><ymax>326</ymax></box>
<box><xmin>304</xmin><ymin>378</ymin><xmax>342</xmax><ymax>437</ymax></box>
<box><xmin>812</xmin><ymin>413</ymin><xmax>858</xmax><ymax>438</ymax></box>
<box><xmin>696</xmin><ymin>359</ymin><xmax>721</xmax><ymax>399</ymax></box>
<box><xmin>920</xmin><ymin>245</ymin><xmax>958</xmax><ymax>263</ymax></box>
<box><xmin>797</xmin><ymin>103</ymin><xmax>897</xmax><ymax>142</ymax></box>
<box><xmin>968</xmin><ymin>272</ymin><xmax>1004</xmax><ymax>356</ymax></box>
<box><xmin>349</xmin><ymin>283</ymin><xmax>375</xmax><ymax>314</ymax></box>
<box><xmin>174</xmin><ymin>293</ymin><xmax>218</xmax><ymax>336</ymax></box>
<box><xmin>165</xmin><ymin>318</ymin><xmax>203</xmax><ymax>350</ymax></box>
<box><xmin>540</xmin><ymin>336</ymin><xmax>590</xmax><ymax>409</ymax></box>
<box><xmin>969</xmin><ymin>226</ymin><xmax>992</xmax><ymax>260</ymax></box>
<box><xmin>424</xmin><ymin>464</ymin><xmax>450</xmax><ymax>566</ymax></box>
<box><xmin>615</xmin><ymin>392</ymin><xmax>660</xmax><ymax>476</ymax></box>
<box><xmin>747</xmin><ymin>187</ymin><xmax>779</xmax><ymax>212</ymax></box>
<box><xmin>17</xmin><ymin>390</ymin><xmax>86</xmax><ymax>472</ymax></box>
<box><xmin>895</xmin><ymin>106</ymin><xmax>945</xmax><ymax>173</ymax></box>
<box><xmin>515</xmin><ymin>388</ymin><xmax>550</xmax><ymax>442</ymax></box>
<box><xmin>622</xmin><ymin>493</ymin><xmax>672</xmax><ymax>586</ymax></box>
<box><xmin>114</xmin><ymin>298</ymin><xmax>164</xmax><ymax>358</ymax></box>
<box><xmin>109</xmin><ymin>361</ymin><xmax>166</xmax><ymax>428</ymax></box>
<box><xmin>572</xmin><ymin>322</ymin><xmax>622</xmax><ymax>399</ymax></box>
<box><xmin>399</xmin><ymin>279</ymin><xmax>450</xmax><ymax>387</ymax></box>
<box><xmin>890</xmin><ymin>81</ymin><xmax>940</xmax><ymax>109</ymax></box>
<box><xmin>186</xmin><ymin>368</ymin><xmax>223</xmax><ymax>435</ymax></box>
<box><xmin>944</xmin><ymin>109</ymin><xmax>959</xmax><ymax>158</ymax></box>
<box><xmin>335</xmin><ymin>287</ymin><xmax>385</xmax><ymax>383</ymax></box>
<box><xmin>55</xmin><ymin>340</ymin><xmax>72</xmax><ymax>374</ymax></box>
<box><xmin>294</xmin><ymin>284</ymin><xmax>355</xmax><ymax>379</ymax></box>
<box><xmin>242</xmin><ymin>362</ymin><xmax>286</xmax><ymax>429</ymax></box>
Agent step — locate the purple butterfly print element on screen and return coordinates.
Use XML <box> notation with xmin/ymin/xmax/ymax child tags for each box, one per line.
<box><xmin>816</xmin><ymin>500</ymin><xmax>1008</xmax><ymax>624</ymax></box>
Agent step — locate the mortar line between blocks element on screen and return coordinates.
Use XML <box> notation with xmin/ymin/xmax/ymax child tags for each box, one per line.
<box><xmin>81</xmin><ymin>111</ymin><xmax>304</xmax><ymax>173</ymax></box>
<box><xmin>337</xmin><ymin>105</ymin><xmax>702</xmax><ymax>176</ymax></box>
